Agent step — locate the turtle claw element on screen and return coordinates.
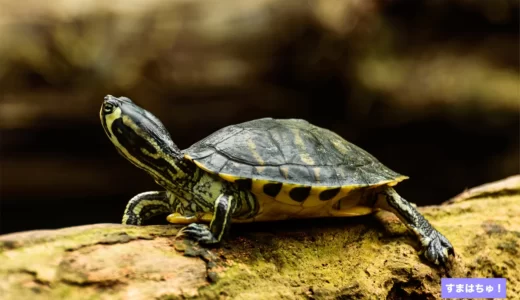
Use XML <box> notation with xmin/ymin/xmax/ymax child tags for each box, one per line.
<box><xmin>177</xmin><ymin>223</ymin><xmax>218</xmax><ymax>245</ymax></box>
<box><xmin>423</xmin><ymin>231</ymin><xmax>455</xmax><ymax>265</ymax></box>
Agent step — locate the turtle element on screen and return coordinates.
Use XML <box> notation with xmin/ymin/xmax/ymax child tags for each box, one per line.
<box><xmin>100</xmin><ymin>95</ymin><xmax>454</xmax><ymax>265</ymax></box>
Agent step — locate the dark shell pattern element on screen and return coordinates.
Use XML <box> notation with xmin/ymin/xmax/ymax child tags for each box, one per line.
<box><xmin>185</xmin><ymin>118</ymin><xmax>405</xmax><ymax>188</ymax></box>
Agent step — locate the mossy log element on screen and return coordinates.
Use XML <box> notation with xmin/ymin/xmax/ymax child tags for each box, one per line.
<box><xmin>1</xmin><ymin>176</ymin><xmax>519</xmax><ymax>299</ymax></box>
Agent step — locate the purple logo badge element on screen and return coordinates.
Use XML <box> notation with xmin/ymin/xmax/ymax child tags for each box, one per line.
<box><xmin>441</xmin><ymin>278</ymin><xmax>506</xmax><ymax>299</ymax></box>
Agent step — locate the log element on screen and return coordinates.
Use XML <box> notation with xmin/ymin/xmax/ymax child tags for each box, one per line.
<box><xmin>1</xmin><ymin>176</ymin><xmax>519</xmax><ymax>299</ymax></box>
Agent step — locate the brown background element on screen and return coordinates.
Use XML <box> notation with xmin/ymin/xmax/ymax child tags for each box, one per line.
<box><xmin>0</xmin><ymin>0</ymin><xmax>518</xmax><ymax>234</ymax></box>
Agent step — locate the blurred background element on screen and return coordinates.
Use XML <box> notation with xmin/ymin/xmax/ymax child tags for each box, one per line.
<box><xmin>0</xmin><ymin>0</ymin><xmax>518</xmax><ymax>234</ymax></box>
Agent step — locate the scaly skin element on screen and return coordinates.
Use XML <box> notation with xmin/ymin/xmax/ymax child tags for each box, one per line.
<box><xmin>100</xmin><ymin>95</ymin><xmax>455</xmax><ymax>266</ymax></box>
<box><xmin>376</xmin><ymin>187</ymin><xmax>454</xmax><ymax>265</ymax></box>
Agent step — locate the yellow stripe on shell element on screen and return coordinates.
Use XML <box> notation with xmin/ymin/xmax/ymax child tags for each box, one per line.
<box><xmin>313</xmin><ymin>167</ymin><xmax>320</xmax><ymax>183</ymax></box>
<box><xmin>280</xmin><ymin>166</ymin><xmax>289</xmax><ymax>179</ymax></box>
<box><xmin>291</xmin><ymin>128</ymin><xmax>315</xmax><ymax>165</ymax></box>
<box><xmin>247</xmin><ymin>137</ymin><xmax>265</xmax><ymax>165</ymax></box>
<box><xmin>331</xmin><ymin>138</ymin><xmax>349</xmax><ymax>154</ymax></box>
<box><xmin>185</xmin><ymin>155</ymin><xmax>215</xmax><ymax>175</ymax></box>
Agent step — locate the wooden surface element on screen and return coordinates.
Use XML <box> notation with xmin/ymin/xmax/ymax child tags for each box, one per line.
<box><xmin>0</xmin><ymin>0</ymin><xmax>518</xmax><ymax>235</ymax></box>
<box><xmin>1</xmin><ymin>176</ymin><xmax>518</xmax><ymax>299</ymax></box>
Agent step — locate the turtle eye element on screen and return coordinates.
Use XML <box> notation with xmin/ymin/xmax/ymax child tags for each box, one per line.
<box><xmin>103</xmin><ymin>103</ymin><xmax>114</xmax><ymax>114</ymax></box>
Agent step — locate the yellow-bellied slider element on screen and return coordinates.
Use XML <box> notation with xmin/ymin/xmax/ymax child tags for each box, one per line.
<box><xmin>100</xmin><ymin>95</ymin><xmax>455</xmax><ymax>266</ymax></box>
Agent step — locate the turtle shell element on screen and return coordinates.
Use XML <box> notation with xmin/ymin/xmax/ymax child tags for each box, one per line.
<box><xmin>184</xmin><ymin>118</ymin><xmax>408</xmax><ymax>206</ymax></box>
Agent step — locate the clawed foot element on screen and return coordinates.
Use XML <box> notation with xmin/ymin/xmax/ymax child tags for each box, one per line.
<box><xmin>177</xmin><ymin>223</ymin><xmax>219</xmax><ymax>245</ymax></box>
<box><xmin>422</xmin><ymin>231</ymin><xmax>455</xmax><ymax>265</ymax></box>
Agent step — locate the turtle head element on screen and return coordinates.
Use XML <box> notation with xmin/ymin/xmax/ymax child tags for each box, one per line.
<box><xmin>100</xmin><ymin>95</ymin><xmax>184</xmax><ymax>186</ymax></box>
<box><xmin>100</xmin><ymin>95</ymin><xmax>177</xmax><ymax>149</ymax></box>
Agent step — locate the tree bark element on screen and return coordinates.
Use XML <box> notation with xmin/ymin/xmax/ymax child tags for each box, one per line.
<box><xmin>1</xmin><ymin>176</ymin><xmax>519</xmax><ymax>299</ymax></box>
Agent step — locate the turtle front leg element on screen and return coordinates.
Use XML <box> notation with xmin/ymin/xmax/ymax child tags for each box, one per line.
<box><xmin>375</xmin><ymin>187</ymin><xmax>455</xmax><ymax>265</ymax></box>
<box><xmin>178</xmin><ymin>194</ymin><xmax>235</xmax><ymax>245</ymax></box>
<box><xmin>122</xmin><ymin>191</ymin><xmax>172</xmax><ymax>225</ymax></box>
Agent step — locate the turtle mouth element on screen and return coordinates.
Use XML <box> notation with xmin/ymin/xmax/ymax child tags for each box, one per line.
<box><xmin>102</xmin><ymin>95</ymin><xmax>133</xmax><ymax>114</ymax></box>
<box><xmin>102</xmin><ymin>95</ymin><xmax>120</xmax><ymax>110</ymax></box>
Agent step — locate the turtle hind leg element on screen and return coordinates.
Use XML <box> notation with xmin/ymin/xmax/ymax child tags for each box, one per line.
<box><xmin>122</xmin><ymin>191</ymin><xmax>172</xmax><ymax>225</ymax></box>
<box><xmin>375</xmin><ymin>187</ymin><xmax>455</xmax><ymax>266</ymax></box>
<box><xmin>178</xmin><ymin>194</ymin><xmax>235</xmax><ymax>245</ymax></box>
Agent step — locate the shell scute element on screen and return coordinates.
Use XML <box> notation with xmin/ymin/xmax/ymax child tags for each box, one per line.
<box><xmin>185</xmin><ymin>118</ymin><xmax>407</xmax><ymax>194</ymax></box>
